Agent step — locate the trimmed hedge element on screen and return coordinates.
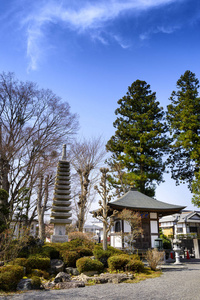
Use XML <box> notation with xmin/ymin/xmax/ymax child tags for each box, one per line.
<box><xmin>0</xmin><ymin>265</ymin><xmax>24</xmax><ymax>291</ymax></box>
<box><xmin>61</xmin><ymin>247</ymin><xmax>93</xmax><ymax>267</ymax></box>
<box><xmin>13</xmin><ymin>256</ymin><xmax>50</xmax><ymax>273</ymax></box>
<box><xmin>40</xmin><ymin>245</ymin><xmax>60</xmax><ymax>259</ymax></box>
<box><xmin>126</xmin><ymin>259</ymin><xmax>144</xmax><ymax>272</ymax></box>
<box><xmin>108</xmin><ymin>254</ymin><xmax>144</xmax><ymax>272</ymax></box>
<box><xmin>108</xmin><ymin>254</ymin><xmax>130</xmax><ymax>271</ymax></box>
<box><xmin>76</xmin><ymin>257</ymin><xmax>104</xmax><ymax>273</ymax></box>
<box><xmin>61</xmin><ymin>251</ymin><xmax>80</xmax><ymax>267</ymax></box>
<box><xmin>93</xmin><ymin>245</ymin><xmax>123</xmax><ymax>267</ymax></box>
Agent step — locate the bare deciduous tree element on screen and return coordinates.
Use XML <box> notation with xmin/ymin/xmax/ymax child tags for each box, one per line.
<box><xmin>70</xmin><ymin>137</ymin><xmax>105</xmax><ymax>232</ymax></box>
<box><xmin>0</xmin><ymin>72</ymin><xmax>78</xmax><ymax>229</ymax></box>
<box><xmin>93</xmin><ymin>168</ymin><xmax>117</xmax><ymax>250</ymax></box>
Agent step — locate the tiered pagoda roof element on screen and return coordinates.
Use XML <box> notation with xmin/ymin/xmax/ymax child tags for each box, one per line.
<box><xmin>50</xmin><ymin>159</ymin><xmax>72</xmax><ymax>225</ymax></box>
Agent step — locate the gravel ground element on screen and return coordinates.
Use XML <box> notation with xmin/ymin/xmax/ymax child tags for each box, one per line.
<box><xmin>1</xmin><ymin>261</ymin><xmax>200</xmax><ymax>300</ymax></box>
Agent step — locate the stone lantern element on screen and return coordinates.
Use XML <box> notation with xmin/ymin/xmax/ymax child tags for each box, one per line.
<box><xmin>173</xmin><ymin>238</ymin><xmax>182</xmax><ymax>264</ymax></box>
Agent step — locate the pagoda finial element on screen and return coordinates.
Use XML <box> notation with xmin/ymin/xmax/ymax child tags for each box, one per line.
<box><xmin>62</xmin><ymin>144</ymin><xmax>67</xmax><ymax>160</ymax></box>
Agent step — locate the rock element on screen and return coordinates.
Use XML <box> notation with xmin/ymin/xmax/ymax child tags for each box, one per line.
<box><xmin>55</xmin><ymin>281</ymin><xmax>85</xmax><ymax>289</ymax></box>
<box><xmin>65</xmin><ymin>267</ymin><xmax>79</xmax><ymax>276</ymax></box>
<box><xmin>74</xmin><ymin>272</ymin><xmax>134</xmax><ymax>284</ymax></box>
<box><xmin>112</xmin><ymin>278</ymin><xmax>120</xmax><ymax>284</ymax></box>
<box><xmin>17</xmin><ymin>279</ymin><xmax>32</xmax><ymax>291</ymax></box>
<box><xmin>54</xmin><ymin>272</ymin><xmax>71</xmax><ymax>283</ymax></box>
<box><xmin>50</xmin><ymin>259</ymin><xmax>64</xmax><ymax>274</ymax></box>
<box><xmin>43</xmin><ymin>281</ymin><xmax>56</xmax><ymax>289</ymax></box>
<box><xmin>83</xmin><ymin>271</ymin><xmax>98</xmax><ymax>276</ymax></box>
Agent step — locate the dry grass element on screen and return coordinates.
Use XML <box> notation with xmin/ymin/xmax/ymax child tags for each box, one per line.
<box><xmin>146</xmin><ymin>248</ymin><xmax>165</xmax><ymax>271</ymax></box>
<box><xmin>124</xmin><ymin>267</ymin><xmax>162</xmax><ymax>283</ymax></box>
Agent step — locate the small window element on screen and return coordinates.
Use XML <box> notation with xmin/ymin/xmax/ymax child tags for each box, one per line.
<box><xmin>177</xmin><ymin>228</ymin><xmax>183</xmax><ymax>233</ymax></box>
<box><xmin>115</xmin><ymin>221</ymin><xmax>121</xmax><ymax>232</ymax></box>
<box><xmin>190</xmin><ymin>227</ymin><xmax>197</xmax><ymax>233</ymax></box>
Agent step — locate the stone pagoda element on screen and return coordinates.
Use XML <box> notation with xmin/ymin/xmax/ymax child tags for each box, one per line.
<box><xmin>50</xmin><ymin>144</ymin><xmax>72</xmax><ymax>243</ymax></box>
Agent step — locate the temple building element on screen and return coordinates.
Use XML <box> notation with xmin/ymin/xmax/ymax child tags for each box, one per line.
<box><xmin>108</xmin><ymin>187</ymin><xmax>185</xmax><ymax>249</ymax></box>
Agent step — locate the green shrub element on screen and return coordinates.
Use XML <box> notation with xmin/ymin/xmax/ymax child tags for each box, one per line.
<box><xmin>30</xmin><ymin>276</ymin><xmax>41</xmax><ymax>289</ymax></box>
<box><xmin>13</xmin><ymin>256</ymin><xmax>50</xmax><ymax>273</ymax></box>
<box><xmin>40</xmin><ymin>245</ymin><xmax>60</xmax><ymax>259</ymax></box>
<box><xmin>26</xmin><ymin>256</ymin><xmax>50</xmax><ymax>271</ymax></box>
<box><xmin>126</xmin><ymin>259</ymin><xmax>144</xmax><ymax>272</ymax></box>
<box><xmin>76</xmin><ymin>257</ymin><xmax>104</xmax><ymax>273</ymax></box>
<box><xmin>93</xmin><ymin>245</ymin><xmax>124</xmax><ymax>268</ymax></box>
<box><xmin>78</xmin><ymin>247</ymin><xmax>93</xmax><ymax>257</ymax></box>
<box><xmin>0</xmin><ymin>265</ymin><xmax>24</xmax><ymax>291</ymax></box>
<box><xmin>61</xmin><ymin>250</ymin><xmax>80</xmax><ymax>267</ymax></box>
<box><xmin>13</xmin><ymin>258</ymin><xmax>31</xmax><ymax>274</ymax></box>
<box><xmin>67</xmin><ymin>239</ymin><xmax>95</xmax><ymax>250</ymax></box>
<box><xmin>31</xmin><ymin>269</ymin><xmax>49</xmax><ymax>279</ymax></box>
<box><xmin>108</xmin><ymin>254</ymin><xmax>130</xmax><ymax>271</ymax></box>
<box><xmin>93</xmin><ymin>249</ymin><xmax>112</xmax><ymax>267</ymax></box>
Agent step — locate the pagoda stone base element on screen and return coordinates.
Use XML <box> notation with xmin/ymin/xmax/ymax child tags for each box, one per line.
<box><xmin>50</xmin><ymin>223</ymin><xmax>68</xmax><ymax>243</ymax></box>
<box><xmin>50</xmin><ymin>234</ymin><xmax>68</xmax><ymax>243</ymax></box>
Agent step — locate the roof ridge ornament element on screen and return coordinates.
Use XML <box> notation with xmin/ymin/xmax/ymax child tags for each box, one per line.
<box><xmin>62</xmin><ymin>144</ymin><xmax>67</xmax><ymax>160</ymax></box>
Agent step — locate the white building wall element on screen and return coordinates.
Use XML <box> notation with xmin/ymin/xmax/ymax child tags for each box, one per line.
<box><xmin>110</xmin><ymin>235</ymin><xmax>122</xmax><ymax>248</ymax></box>
<box><xmin>150</xmin><ymin>220</ymin><xmax>158</xmax><ymax>234</ymax></box>
<box><xmin>124</xmin><ymin>221</ymin><xmax>131</xmax><ymax>232</ymax></box>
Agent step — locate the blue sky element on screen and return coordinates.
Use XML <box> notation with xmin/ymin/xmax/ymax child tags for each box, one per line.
<box><xmin>0</xmin><ymin>0</ymin><xmax>199</xmax><ymax>211</ymax></box>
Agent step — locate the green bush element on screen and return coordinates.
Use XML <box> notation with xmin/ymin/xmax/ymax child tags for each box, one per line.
<box><xmin>40</xmin><ymin>245</ymin><xmax>60</xmax><ymax>259</ymax></box>
<box><xmin>108</xmin><ymin>254</ymin><xmax>130</xmax><ymax>271</ymax></box>
<box><xmin>126</xmin><ymin>259</ymin><xmax>144</xmax><ymax>272</ymax></box>
<box><xmin>78</xmin><ymin>247</ymin><xmax>93</xmax><ymax>257</ymax></box>
<box><xmin>13</xmin><ymin>256</ymin><xmax>50</xmax><ymax>273</ymax></box>
<box><xmin>18</xmin><ymin>236</ymin><xmax>44</xmax><ymax>258</ymax></box>
<box><xmin>76</xmin><ymin>257</ymin><xmax>104</xmax><ymax>273</ymax></box>
<box><xmin>61</xmin><ymin>250</ymin><xmax>80</xmax><ymax>267</ymax></box>
<box><xmin>93</xmin><ymin>245</ymin><xmax>124</xmax><ymax>268</ymax></box>
<box><xmin>31</xmin><ymin>269</ymin><xmax>49</xmax><ymax>279</ymax></box>
<box><xmin>30</xmin><ymin>276</ymin><xmax>41</xmax><ymax>289</ymax></box>
<box><xmin>13</xmin><ymin>257</ymin><xmax>31</xmax><ymax>274</ymax></box>
<box><xmin>26</xmin><ymin>256</ymin><xmax>50</xmax><ymax>271</ymax></box>
<box><xmin>0</xmin><ymin>265</ymin><xmax>24</xmax><ymax>291</ymax></box>
<box><xmin>67</xmin><ymin>239</ymin><xmax>95</xmax><ymax>250</ymax></box>
<box><xmin>93</xmin><ymin>249</ymin><xmax>112</xmax><ymax>267</ymax></box>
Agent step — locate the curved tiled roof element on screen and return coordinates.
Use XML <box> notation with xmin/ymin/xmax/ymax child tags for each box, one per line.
<box><xmin>108</xmin><ymin>188</ymin><xmax>185</xmax><ymax>214</ymax></box>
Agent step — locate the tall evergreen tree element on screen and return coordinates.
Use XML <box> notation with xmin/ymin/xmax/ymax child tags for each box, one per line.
<box><xmin>106</xmin><ymin>80</ymin><xmax>169</xmax><ymax>197</ymax></box>
<box><xmin>167</xmin><ymin>70</ymin><xmax>200</xmax><ymax>189</ymax></box>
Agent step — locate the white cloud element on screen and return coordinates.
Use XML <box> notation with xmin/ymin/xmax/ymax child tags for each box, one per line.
<box><xmin>21</xmin><ymin>0</ymin><xmax>178</xmax><ymax>70</ymax></box>
<box><xmin>140</xmin><ymin>25</ymin><xmax>180</xmax><ymax>40</ymax></box>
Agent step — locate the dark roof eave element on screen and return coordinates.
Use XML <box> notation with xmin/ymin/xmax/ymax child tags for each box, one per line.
<box><xmin>108</xmin><ymin>203</ymin><xmax>186</xmax><ymax>214</ymax></box>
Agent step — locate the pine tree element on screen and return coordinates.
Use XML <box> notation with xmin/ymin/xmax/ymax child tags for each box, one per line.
<box><xmin>167</xmin><ymin>70</ymin><xmax>200</xmax><ymax>189</ymax></box>
<box><xmin>106</xmin><ymin>80</ymin><xmax>168</xmax><ymax>197</ymax></box>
